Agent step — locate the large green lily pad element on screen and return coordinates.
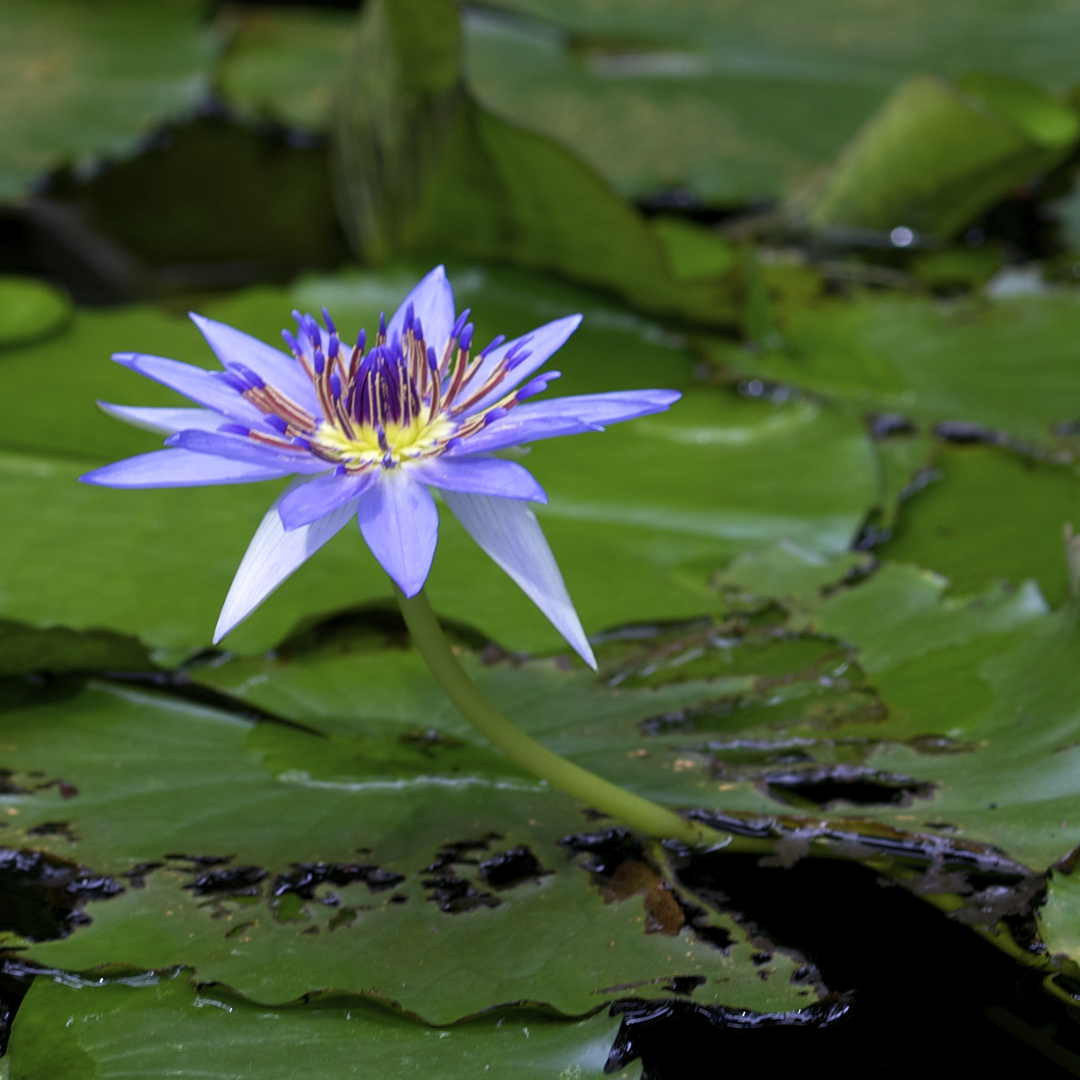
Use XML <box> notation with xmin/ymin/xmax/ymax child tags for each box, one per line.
<box><xmin>712</xmin><ymin>292</ymin><xmax>1080</xmax><ymax>449</ymax></box>
<box><xmin>0</xmin><ymin>0</ymin><xmax>218</xmax><ymax>202</ymax></box>
<box><xmin>1</xmin><ymin>676</ymin><xmax>820</xmax><ymax>1020</ymax></box>
<box><xmin>466</xmin><ymin>0</ymin><xmax>1080</xmax><ymax>204</ymax></box>
<box><xmin>215</xmin><ymin>7</ymin><xmax>356</xmax><ymax>132</ymax></box>
<box><xmin>187</xmin><ymin>550</ymin><xmax>1080</xmax><ymax>876</ymax></box>
<box><xmin>6</xmin><ymin>974</ymin><xmax>639</xmax><ymax>1080</ymax></box>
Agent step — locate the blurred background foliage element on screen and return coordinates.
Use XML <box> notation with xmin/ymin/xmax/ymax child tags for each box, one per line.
<box><xmin>7</xmin><ymin>0</ymin><xmax>1080</xmax><ymax>1077</ymax></box>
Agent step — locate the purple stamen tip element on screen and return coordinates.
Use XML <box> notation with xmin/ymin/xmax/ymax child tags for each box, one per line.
<box><xmin>404</xmin><ymin>303</ymin><xmax>414</xmax><ymax>331</ymax></box>
<box><xmin>413</xmin><ymin>317</ymin><xmax>424</xmax><ymax>343</ymax></box>
<box><xmin>217</xmin><ymin>371</ymin><xmax>248</xmax><ymax>393</ymax></box>
<box><xmin>328</xmin><ymin>332</ymin><xmax>340</xmax><ymax>360</ymax></box>
<box><xmin>330</xmin><ymin>372</ymin><xmax>342</xmax><ymax>398</ymax></box>
<box><xmin>313</xmin><ymin>353</ymin><xmax>325</xmax><ymax>376</ymax></box>
<box><xmin>219</xmin><ymin>423</ymin><xmax>250</xmax><ymax>437</ymax></box>
<box><xmin>281</xmin><ymin>329</ymin><xmax>301</xmax><ymax>354</ymax></box>
<box><xmin>483</xmin><ymin>408</ymin><xmax>508</xmax><ymax>426</ymax></box>
<box><xmin>459</xmin><ymin>323</ymin><xmax>474</xmax><ymax>353</ymax></box>
<box><xmin>333</xmin><ymin>464</ymin><xmax>347</xmax><ymax>476</ymax></box>
<box><xmin>507</xmin><ymin>348</ymin><xmax>533</xmax><ymax>371</ymax></box>
<box><xmin>232</xmin><ymin>363</ymin><xmax>265</xmax><ymax>389</ymax></box>
<box><xmin>451</xmin><ymin>308</ymin><xmax>471</xmax><ymax>339</ymax></box>
<box><xmin>479</xmin><ymin>334</ymin><xmax>506</xmax><ymax>359</ymax></box>
<box><xmin>292</xmin><ymin>436</ymin><xmax>311</xmax><ymax>449</ymax></box>
<box><xmin>265</xmin><ymin>415</ymin><xmax>289</xmax><ymax>434</ymax></box>
<box><xmin>321</xmin><ymin>306</ymin><xmax>337</xmax><ymax>334</ymax></box>
<box><xmin>427</xmin><ymin>346</ymin><xmax>438</xmax><ymax>369</ymax></box>
<box><xmin>378</xmin><ymin>312</ymin><xmax>387</xmax><ymax>336</ymax></box>
<box><xmin>517</xmin><ymin>371</ymin><xmax>559</xmax><ymax>400</ymax></box>
<box><xmin>356</xmin><ymin>328</ymin><xmax>366</xmax><ymax>354</ymax></box>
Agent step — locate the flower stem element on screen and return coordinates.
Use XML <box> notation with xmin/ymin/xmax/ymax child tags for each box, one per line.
<box><xmin>395</xmin><ymin>586</ymin><xmax>731</xmax><ymax>847</ymax></box>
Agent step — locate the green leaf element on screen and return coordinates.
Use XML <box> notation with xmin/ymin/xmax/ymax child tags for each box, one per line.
<box><xmin>879</xmin><ymin>442</ymin><xmax>1080</xmax><ymax>607</ymax></box>
<box><xmin>4</xmin><ymin>677</ymin><xmax>821</xmax><ymax>1019</ymax></box>
<box><xmin>804</xmin><ymin>74</ymin><xmax>1079</xmax><ymax>238</ymax></box>
<box><xmin>0</xmin><ymin>0</ymin><xmax>219</xmax><ymax>202</ymax></box>
<box><xmin>0</xmin><ymin>277</ymin><xmax>70</xmax><ymax>348</ymax></box>
<box><xmin>215</xmin><ymin>7</ymin><xmax>356</xmax><ymax>132</ymax></box>
<box><xmin>0</xmin><ymin>620</ymin><xmax>153</xmax><ymax>677</ymax></box>
<box><xmin>650</xmin><ymin>218</ymin><xmax>735</xmax><ymax>282</ymax></box>
<box><xmin>465</xmin><ymin>0</ymin><xmax>1080</xmax><ymax>204</ymax></box>
<box><xmin>0</xmin><ymin>265</ymin><xmax>878</xmax><ymax>656</ymax></box>
<box><xmin>711</xmin><ymin>292</ymin><xmax>1080</xmax><ymax>450</ymax></box>
<box><xmin>7</xmin><ymin>973</ymin><xmax>640</xmax><ymax>1080</ymax></box>
<box><xmin>334</xmin><ymin>0</ymin><xmax>737</xmax><ymax>325</ymax></box>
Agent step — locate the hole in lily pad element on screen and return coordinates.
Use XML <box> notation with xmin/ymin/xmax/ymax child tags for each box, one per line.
<box><xmin>0</xmin><ymin>848</ymin><xmax>123</xmax><ymax>942</ymax></box>
<box><xmin>185</xmin><ymin>865</ymin><xmax>267</xmax><ymax>898</ymax></box>
<box><xmin>477</xmin><ymin>845</ymin><xmax>552</xmax><ymax>890</ymax></box>
<box><xmin>759</xmin><ymin>765</ymin><xmax>936</xmax><ymax>809</ymax></box>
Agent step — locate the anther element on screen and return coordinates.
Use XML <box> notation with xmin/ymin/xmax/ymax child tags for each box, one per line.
<box><xmin>321</xmin><ymin>307</ymin><xmax>337</xmax><ymax>335</ymax></box>
<box><xmin>451</xmin><ymin>309</ymin><xmax>471</xmax><ymax>340</ymax></box>
<box><xmin>479</xmin><ymin>334</ymin><xmax>506</xmax><ymax>359</ymax></box>
<box><xmin>229</xmin><ymin>363</ymin><xmax>265</xmax><ymax>390</ymax></box>
<box><xmin>219</xmin><ymin>423</ymin><xmax>251</xmax><ymax>437</ymax></box>
<box><xmin>458</xmin><ymin>323</ymin><xmax>474</xmax><ymax>353</ymax></box>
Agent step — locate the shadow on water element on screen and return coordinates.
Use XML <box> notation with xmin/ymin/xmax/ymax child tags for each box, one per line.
<box><xmin>613</xmin><ymin>852</ymin><xmax>1080</xmax><ymax>1079</ymax></box>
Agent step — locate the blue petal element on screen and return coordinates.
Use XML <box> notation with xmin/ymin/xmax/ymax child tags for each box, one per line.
<box><xmin>214</xmin><ymin>481</ymin><xmax>359</xmax><ymax>642</ymax></box>
<box><xmin>97</xmin><ymin>402</ymin><xmax>226</xmax><ymax>435</ymax></box>
<box><xmin>442</xmin><ymin>491</ymin><xmax>596</xmax><ymax>669</ymax></box>
<box><xmin>410</xmin><ymin>455</ymin><xmax>547</xmax><ymax>502</ymax></box>
<box><xmin>190</xmin><ymin>313</ymin><xmax>319</xmax><ymax>412</ymax></box>
<box><xmin>278</xmin><ymin>469</ymin><xmax>377</xmax><ymax>530</ymax></box>
<box><xmin>387</xmin><ymin>266</ymin><xmax>456</xmax><ymax>353</ymax></box>
<box><xmin>113</xmin><ymin>353</ymin><xmax>270</xmax><ymax>428</ymax></box>
<box><xmin>80</xmin><ymin>449</ymin><xmax>289</xmax><ymax>488</ymax></box>
<box><xmin>166</xmin><ymin>430</ymin><xmax>328</xmax><ymax>473</ymax></box>
<box><xmin>447</xmin><ymin>389</ymin><xmax>682</xmax><ymax>456</ymax></box>
<box><xmin>357</xmin><ymin>471</ymin><xmax>439</xmax><ymax>597</ymax></box>
<box><xmin>462</xmin><ymin>315</ymin><xmax>582</xmax><ymax>415</ymax></box>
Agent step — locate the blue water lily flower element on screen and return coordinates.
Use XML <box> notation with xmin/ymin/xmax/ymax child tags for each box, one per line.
<box><xmin>82</xmin><ymin>267</ymin><xmax>680</xmax><ymax>668</ymax></box>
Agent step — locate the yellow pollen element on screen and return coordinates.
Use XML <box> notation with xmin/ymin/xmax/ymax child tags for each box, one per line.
<box><xmin>313</xmin><ymin>417</ymin><xmax>453</xmax><ymax>467</ymax></box>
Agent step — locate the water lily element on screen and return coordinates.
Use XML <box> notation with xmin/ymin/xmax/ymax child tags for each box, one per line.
<box><xmin>82</xmin><ymin>267</ymin><xmax>680</xmax><ymax>667</ymax></box>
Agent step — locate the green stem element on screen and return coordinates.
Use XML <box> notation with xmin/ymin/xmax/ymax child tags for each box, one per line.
<box><xmin>395</xmin><ymin>586</ymin><xmax>730</xmax><ymax>847</ymax></box>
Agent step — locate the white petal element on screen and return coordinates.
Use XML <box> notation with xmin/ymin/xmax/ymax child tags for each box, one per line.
<box><xmin>96</xmin><ymin>402</ymin><xmax>226</xmax><ymax>435</ymax></box>
<box><xmin>442</xmin><ymin>491</ymin><xmax>596</xmax><ymax>669</ymax></box>
<box><xmin>214</xmin><ymin>480</ymin><xmax>359</xmax><ymax>642</ymax></box>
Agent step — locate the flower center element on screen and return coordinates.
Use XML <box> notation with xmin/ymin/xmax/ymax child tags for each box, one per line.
<box><xmin>225</xmin><ymin>302</ymin><xmax>558</xmax><ymax>474</ymax></box>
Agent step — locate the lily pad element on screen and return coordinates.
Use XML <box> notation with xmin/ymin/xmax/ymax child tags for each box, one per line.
<box><xmin>711</xmin><ymin>292</ymin><xmax>1080</xmax><ymax>450</ymax></box>
<box><xmin>0</xmin><ymin>0</ymin><xmax>218</xmax><ymax>202</ymax></box>
<box><xmin>879</xmin><ymin>442</ymin><xmax>1080</xmax><ymax>607</ymax></box>
<box><xmin>187</xmin><ymin>559</ymin><xmax>1080</xmax><ymax>875</ymax></box>
<box><xmin>215</xmin><ymin>7</ymin><xmax>356</xmax><ymax>132</ymax></box>
<box><xmin>0</xmin><ymin>276</ymin><xmax>70</xmax><ymax>347</ymax></box>
<box><xmin>465</xmin><ymin>0</ymin><xmax>1080</xmax><ymax>204</ymax></box>
<box><xmin>2</xmin><ymin>677</ymin><xmax>821</xmax><ymax>1019</ymax></box>
<box><xmin>804</xmin><ymin>73</ymin><xmax>1079</xmax><ymax>238</ymax></box>
<box><xmin>7</xmin><ymin>973</ymin><xmax>639</xmax><ymax>1080</ymax></box>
